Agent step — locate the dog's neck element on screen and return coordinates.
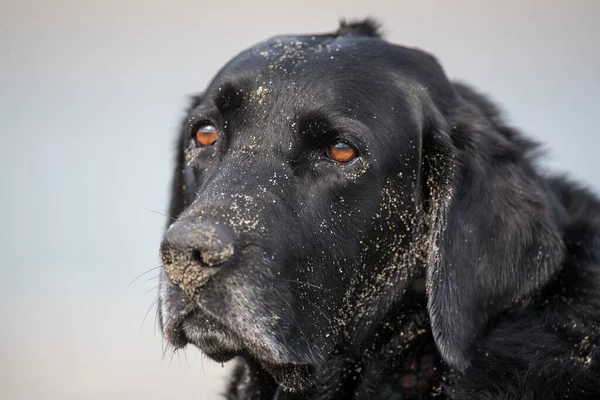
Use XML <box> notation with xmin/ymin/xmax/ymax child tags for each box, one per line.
<box><xmin>227</xmin><ymin>304</ymin><xmax>447</xmax><ymax>399</ymax></box>
<box><xmin>351</xmin><ymin>311</ymin><xmax>445</xmax><ymax>399</ymax></box>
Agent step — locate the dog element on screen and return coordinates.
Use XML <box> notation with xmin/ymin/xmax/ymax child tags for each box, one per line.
<box><xmin>157</xmin><ymin>19</ymin><xmax>600</xmax><ymax>399</ymax></box>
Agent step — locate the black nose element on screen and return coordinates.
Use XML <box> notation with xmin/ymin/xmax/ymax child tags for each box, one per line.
<box><xmin>160</xmin><ymin>219</ymin><xmax>236</xmax><ymax>295</ymax></box>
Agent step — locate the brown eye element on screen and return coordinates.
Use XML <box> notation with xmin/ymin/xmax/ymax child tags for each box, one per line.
<box><xmin>328</xmin><ymin>142</ymin><xmax>358</xmax><ymax>163</ymax></box>
<box><xmin>195</xmin><ymin>125</ymin><xmax>218</xmax><ymax>147</ymax></box>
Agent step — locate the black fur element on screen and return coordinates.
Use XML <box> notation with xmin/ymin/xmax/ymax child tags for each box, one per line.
<box><xmin>158</xmin><ymin>20</ymin><xmax>600</xmax><ymax>399</ymax></box>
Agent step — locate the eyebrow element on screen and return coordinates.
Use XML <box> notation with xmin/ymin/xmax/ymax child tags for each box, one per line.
<box><xmin>297</xmin><ymin>110</ymin><xmax>331</xmax><ymax>136</ymax></box>
<box><xmin>296</xmin><ymin>110</ymin><xmax>368</xmax><ymax>149</ymax></box>
<box><xmin>215</xmin><ymin>82</ymin><xmax>244</xmax><ymax>113</ymax></box>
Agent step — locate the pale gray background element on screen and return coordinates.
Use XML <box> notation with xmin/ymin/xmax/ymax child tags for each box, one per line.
<box><xmin>1</xmin><ymin>0</ymin><xmax>598</xmax><ymax>399</ymax></box>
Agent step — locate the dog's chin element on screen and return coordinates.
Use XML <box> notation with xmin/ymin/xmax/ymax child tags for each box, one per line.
<box><xmin>182</xmin><ymin>320</ymin><xmax>242</xmax><ymax>363</ymax></box>
<box><xmin>165</xmin><ymin>309</ymin><xmax>316</xmax><ymax>391</ymax></box>
<box><xmin>164</xmin><ymin>309</ymin><xmax>242</xmax><ymax>362</ymax></box>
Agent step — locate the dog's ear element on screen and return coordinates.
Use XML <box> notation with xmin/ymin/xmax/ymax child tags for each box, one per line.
<box><xmin>422</xmin><ymin>95</ymin><xmax>565</xmax><ymax>371</ymax></box>
<box><xmin>167</xmin><ymin>94</ymin><xmax>203</xmax><ymax>225</ymax></box>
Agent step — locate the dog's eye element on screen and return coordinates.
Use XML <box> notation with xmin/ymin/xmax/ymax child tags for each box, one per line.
<box><xmin>195</xmin><ymin>125</ymin><xmax>219</xmax><ymax>147</ymax></box>
<box><xmin>328</xmin><ymin>142</ymin><xmax>358</xmax><ymax>163</ymax></box>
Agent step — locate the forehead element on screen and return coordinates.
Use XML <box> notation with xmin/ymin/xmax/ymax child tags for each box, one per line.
<box><xmin>222</xmin><ymin>35</ymin><xmax>384</xmax><ymax>75</ymax></box>
<box><xmin>200</xmin><ymin>34</ymin><xmax>455</xmax><ymax>119</ymax></box>
<box><xmin>204</xmin><ymin>35</ymin><xmax>427</xmax><ymax>105</ymax></box>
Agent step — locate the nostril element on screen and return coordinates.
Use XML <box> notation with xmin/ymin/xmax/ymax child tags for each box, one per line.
<box><xmin>189</xmin><ymin>244</ymin><xmax>235</xmax><ymax>268</ymax></box>
<box><xmin>191</xmin><ymin>249</ymin><xmax>204</xmax><ymax>266</ymax></box>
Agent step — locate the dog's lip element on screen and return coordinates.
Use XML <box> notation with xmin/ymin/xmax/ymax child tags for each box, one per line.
<box><xmin>164</xmin><ymin>305</ymin><xmax>316</xmax><ymax>371</ymax></box>
<box><xmin>183</xmin><ymin>311</ymin><xmax>243</xmax><ymax>361</ymax></box>
<box><xmin>164</xmin><ymin>307</ymin><xmax>243</xmax><ymax>359</ymax></box>
<box><xmin>162</xmin><ymin>296</ymin><xmax>317</xmax><ymax>391</ymax></box>
<box><xmin>163</xmin><ymin>306</ymin><xmax>197</xmax><ymax>349</ymax></box>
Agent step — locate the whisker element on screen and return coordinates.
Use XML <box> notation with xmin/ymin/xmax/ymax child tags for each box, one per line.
<box><xmin>141</xmin><ymin>297</ymin><xmax>159</xmax><ymax>333</ymax></box>
<box><xmin>145</xmin><ymin>285</ymin><xmax>159</xmax><ymax>295</ymax></box>
<box><xmin>145</xmin><ymin>208</ymin><xmax>177</xmax><ymax>221</ymax></box>
<box><xmin>184</xmin><ymin>348</ymin><xmax>190</xmax><ymax>368</ymax></box>
<box><xmin>126</xmin><ymin>264</ymin><xmax>162</xmax><ymax>290</ymax></box>
<box><xmin>154</xmin><ymin>299</ymin><xmax>161</xmax><ymax>337</ymax></box>
<box><xmin>161</xmin><ymin>341</ymin><xmax>169</xmax><ymax>362</ymax></box>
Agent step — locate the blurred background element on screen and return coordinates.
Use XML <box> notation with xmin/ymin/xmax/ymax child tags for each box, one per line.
<box><xmin>1</xmin><ymin>0</ymin><xmax>598</xmax><ymax>399</ymax></box>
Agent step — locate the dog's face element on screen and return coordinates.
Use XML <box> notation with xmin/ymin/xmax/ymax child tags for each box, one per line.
<box><xmin>159</xmin><ymin>30</ymin><xmax>451</xmax><ymax>384</ymax></box>
<box><xmin>158</xmin><ymin>23</ymin><xmax>563</xmax><ymax>391</ymax></box>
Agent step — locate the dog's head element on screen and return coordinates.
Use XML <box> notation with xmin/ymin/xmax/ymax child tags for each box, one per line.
<box><xmin>158</xmin><ymin>20</ymin><xmax>564</xmax><ymax>390</ymax></box>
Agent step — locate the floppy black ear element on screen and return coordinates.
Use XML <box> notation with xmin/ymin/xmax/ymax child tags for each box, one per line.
<box><xmin>423</xmin><ymin>92</ymin><xmax>565</xmax><ymax>371</ymax></box>
<box><xmin>167</xmin><ymin>94</ymin><xmax>204</xmax><ymax>225</ymax></box>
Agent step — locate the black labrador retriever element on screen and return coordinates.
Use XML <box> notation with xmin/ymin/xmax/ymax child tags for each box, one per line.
<box><xmin>158</xmin><ymin>20</ymin><xmax>600</xmax><ymax>399</ymax></box>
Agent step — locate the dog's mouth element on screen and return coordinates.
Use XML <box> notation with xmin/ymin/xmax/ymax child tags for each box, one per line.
<box><xmin>164</xmin><ymin>306</ymin><xmax>316</xmax><ymax>390</ymax></box>
<box><xmin>165</xmin><ymin>308</ymin><xmax>243</xmax><ymax>362</ymax></box>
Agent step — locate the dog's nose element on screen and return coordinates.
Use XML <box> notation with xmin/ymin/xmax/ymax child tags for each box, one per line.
<box><xmin>160</xmin><ymin>219</ymin><xmax>236</xmax><ymax>295</ymax></box>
